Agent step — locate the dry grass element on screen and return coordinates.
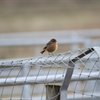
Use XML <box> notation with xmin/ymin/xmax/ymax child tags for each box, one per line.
<box><xmin>0</xmin><ymin>1</ymin><xmax>100</xmax><ymax>33</ymax></box>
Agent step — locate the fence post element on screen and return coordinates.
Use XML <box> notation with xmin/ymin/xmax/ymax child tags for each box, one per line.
<box><xmin>60</xmin><ymin>62</ymin><xmax>74</xmax><ymax>100</ymax></box>
<box><xmin>60</xmin><ymin>48</ymin><xmax>95</xmax><ymax>100</ymax></box>
<box><xmin>21</xmin><ymin>63</ymin><xmax>31</xmax><ymax>99</ymax></box>
<box><xmin>93</xmin><ymin>47</ymin><xmax>100</xmax><ymax>56</ymax></box>
<box><xmin>46</xmin><ymin>85</ymin><xmax>60</xmax><ymax>100</ymax></box>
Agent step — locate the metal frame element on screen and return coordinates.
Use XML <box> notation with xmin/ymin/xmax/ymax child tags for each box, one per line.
<box><xmin>60</xmin><ymin>48</ymin><xmax>95</xmax><ymax>100</ymax></box>
<box><xmin>0</xmin><ymin>47</ymin><xmax>100</xmax><ymax>100</ymax></box>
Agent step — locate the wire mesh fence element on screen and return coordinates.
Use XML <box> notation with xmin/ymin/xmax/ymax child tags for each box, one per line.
<box><xmin>0</xmin><ymin>47</ymin><xmax>100</xmax><ymax>100</ymax></box>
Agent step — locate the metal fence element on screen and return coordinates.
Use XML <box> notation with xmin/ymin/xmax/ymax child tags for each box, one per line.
<box><xmin>0</xmin><ymin>29</ymin><xmax>100</xmax><ymax>47</ymax></box>
<box><xmin>0</xmin><ymin>47</ymin><xmax>100</xmax><ymax>100</ymax></box>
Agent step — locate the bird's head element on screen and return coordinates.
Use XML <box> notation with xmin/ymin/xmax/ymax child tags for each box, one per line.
<box><xmin>50</xmin><ymin>38</ymin><xmax>57</xmax><ymax>42</ymax></box>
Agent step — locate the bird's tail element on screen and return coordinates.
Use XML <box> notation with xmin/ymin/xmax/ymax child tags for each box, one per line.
<box><xmin>40</xmin><ymin>47</ymin><xmax>47</xmax><ymax>54</ymax></box>
<box><xmin>40</xmin><ymin>50</ymin><xmax>45</xmax><ymax>54</ymax></box>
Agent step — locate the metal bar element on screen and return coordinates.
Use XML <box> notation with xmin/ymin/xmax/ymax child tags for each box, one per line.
<box><xmin>0</xmin><ymin>72</ymin><xmax>99</xmax><ymax>86</ymax></box>
<box><xmin>71</xmin><ymin>48</ymin><xmax>94</xmax><ymax>63</ymax></box>
<box><xmin>21</xmin><ymin>64</ymin><xmax>31</xmax><ymax>99</ymax></box>
<box><xmin>0</xmin><ymin>55</ymin><xmax>98</xmax><ymax>67</ymax></box>
<box><xmin>0</xmin><ymin>29</ymin><xmax>100</xmax><ymax>47</ymax></box>
<box><xmin>93</xmin><ymin>47</ymin><xmax>100</xmax><ymax>57</ymax></box>
<box><xmin>0</xmin><ymin>74</ymin><xmax>64</xmax><ymax>86</ymax></box>
<box><xmin>60</xmin><ymin>48</ymin><xmax>95</xmax><ymax>100</ymax></box>
<box><xmin>60</xmin><ymin>62</ymin><xmax>74</xmax><ymax>100</ymax></box>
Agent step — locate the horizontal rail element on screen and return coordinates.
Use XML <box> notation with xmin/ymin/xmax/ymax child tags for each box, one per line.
<box><xmin>0</xmin><ymin>56</ymin><xmax>98</xmax><ymax>67</ymax></box>
<box><xmin>0</xmin><ymin>47</ymin><xmax>98</xmax><ymax>67</ymax></box>
<box><xmin>0</xmin><ymin>72</ymin><xmax>99</xmax><ymax>86</ymax></box>
<box><xmin>0</xmin><ymin>29</ymin><xmax>100</xmax><ymax>46</ymax></box>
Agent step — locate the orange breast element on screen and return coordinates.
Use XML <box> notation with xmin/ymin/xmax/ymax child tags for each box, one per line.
<box><xmin>47</xmin><ymin>43</ymin><xmax>57</xmax><ymax>52</ymax></box>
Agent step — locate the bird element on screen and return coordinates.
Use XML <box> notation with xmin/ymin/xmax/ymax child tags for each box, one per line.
<box><xmin>40</xmin><ymin>38</ymin><xmax>58</xmax><ymax>54</ymax></box>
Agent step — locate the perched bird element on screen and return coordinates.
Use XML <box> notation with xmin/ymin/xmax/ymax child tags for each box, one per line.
<box><xmin>40</xmin><ymin>38</ymin><xmax>58</xmax><ymax>54</ymax></box>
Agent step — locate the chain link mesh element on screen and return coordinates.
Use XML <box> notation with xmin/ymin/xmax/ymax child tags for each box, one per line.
<box><xmin>0</xmin><ymin>47</ymin><xmax>100</xmax><ymax>100</ymax></box>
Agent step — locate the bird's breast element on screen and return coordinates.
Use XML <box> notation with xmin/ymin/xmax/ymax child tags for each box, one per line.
<box><xmin>47</xmin><ymin>43</ymin><xmax>58</xmax><ymax>52</ymax></box>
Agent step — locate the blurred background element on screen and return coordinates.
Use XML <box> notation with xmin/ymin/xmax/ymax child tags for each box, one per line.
<box><xmin>0</xmin><ymin>0</ymin><xmax>100</xmax><ymax>99</ymax></box>
<box><xmin>0</xmin><ymin>0</ymin><xmax>100</xmax><ymax>59</ymax></box>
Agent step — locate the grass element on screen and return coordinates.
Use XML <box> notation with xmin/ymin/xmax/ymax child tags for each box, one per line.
<box><xmin>0</xmin><ymin>4</ymin><xmax>100</xmax><ymax>33</ymax></box>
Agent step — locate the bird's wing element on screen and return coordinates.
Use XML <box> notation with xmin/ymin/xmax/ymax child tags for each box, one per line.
<box><xmin>43</xmin><ymin>40</ymin><xmax>53</xmax><ymax>50</ymax></box>
<box><xmin>47</xmin><ymin>41</ymin><xmax>52</xmax><ymax>46</ymax></box>
<box><xmin>43</xmin><ymin>46</ymin><xmax>47</xmax><ymax>50</ymax></box>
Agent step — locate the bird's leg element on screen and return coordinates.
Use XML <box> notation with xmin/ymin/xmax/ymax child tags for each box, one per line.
<box><xmin>48</xmin><ymin>52</ymin><xmax>51</xmax><ymax>56</ymax></box>
<box><xmin>48</xmin><ymin>52</ymin><xmax>53</xmax><ymax>56</ymax></box>
<box><xmin>51</xmin><ymin>53</ymin><xmax>54</xmax><ymax>56</ymax></box>
<box><xmin>49</xmin><ymin>53</ymin><xmax>54</xmax><ymax>56</ymax></box>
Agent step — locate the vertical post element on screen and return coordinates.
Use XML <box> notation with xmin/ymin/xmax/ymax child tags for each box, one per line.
<box><xmin>46</xmin><ymin>85</ymin><xmax>60</xmax><ymax>100</ymax></box>
<box><xmin>60</xmin><ymin>62</ymin><xmax>75</xmax><ymax>100</ymax></box>
<box><xmin>60</xmin><ymin>48</ymin><xmax>94</xmax><ymax>100</ymax></box>
<box><xmin>22</xmin><ymin>64</ymin><xmax>31</xmax><ymax>99</ymax></box>
<box><xmin>93</xmin><ymin>47</ymin><xmax>100</xmax><ymax>57</ymax></box>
